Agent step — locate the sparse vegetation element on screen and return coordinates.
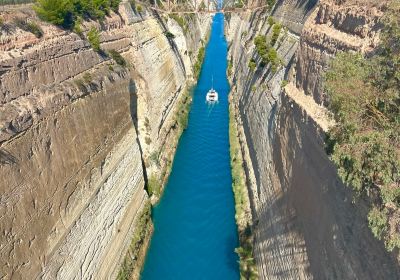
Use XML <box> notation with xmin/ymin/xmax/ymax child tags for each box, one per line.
<box><xmin>147</xmin><ymin>174</ymin><xmax>161</xmax><ymax>197</ymax></box>
<box><xmin>267</xmin><ymin>16</ymin><xmax>275</xmax><ymax>26</ymax></box>
<box><xmin>271</xmin><ymin>23</ymin><xmax>282</xmax><ymax>45</ymax></box>
<box><xmin>108</xmin><ymin>49</ymin><xmax>127</xmax><ymax>66</ymax></box>
<box><xmin>14</xmin><ymin>18</ymin><xmax>43</xmax><ymax>38</ymax></box>
<box><xmin>254</xmin><ymin>35</ymin><xmax>281</xmax><ymax>72</ymax></box>
<box><xmin>87</xmin><ymin>27</ymin><xmax>101</xmax><ymax>52</ymax></box>
<box><xmin>165</xmin><ymin>31</ymin><xmax>175</xmax><ymax>39</ymax></box>
<box><xmin>72</xmin><ymin>16</ymin><xmax>83</xmax><ymax>36</ymax></box>
<box><xmin>194</xmin><ymin>46</ymin><xmax>205</xmax><ymax>78</ymax></box>
<box><xmin>83</xmin><ymin>72</ymin><xmax>92</xmax><ymax>83</ymax></box>
<box><xmin>199</xmin><ymin>0</ymin><xmax>206</xmax><ymax>10</ymax></box>
<box><xmin>169</xmin><ymin>14</ymin><xmax>187</xmax><ymax>33</ymax></box>
<box><xmin>324</xmin><ymin>1</ymin><xmax>400</xmax><ymax>251</ymax></box>
<box><xmin>281</xmin><ymin>79</ymin><xmax>288</xmax><ymax>88</ymax></box>
<box><xmin>175</xmin><ymin>88</ymin><xmax>192</xmax><ymax>130</ymax></box>
<box><xmin>145</xmin><ymin>136</ymin><xmax>152</xmax><ymax>145</ymax></box>
<box><xmin>227</xmin><ymin>59</ymin><xmax>233</xmax><ymax>77</ymax></box>
<box><xmin>248</xmin><ymin>59</ymin><xmax>256</xmax><ymax>72</ymax></box>
<box><xmin>266</xmin><ymin>0</ymin><xmax>276</xmax><ymax>10</ymax></box>
<box><xmin>229</xmin><ymin>101</ymin><xmax>258</xmax><ymax>280</ymax></box>
<box><xmin>0</xmin><ymin>17</ymin><xmax>4</xmax><ymax>27</ymax></box>
<box><xmin>116</xmin><ymin>201</ymin><xmax>152</xmax><ymax>280</ymax></box>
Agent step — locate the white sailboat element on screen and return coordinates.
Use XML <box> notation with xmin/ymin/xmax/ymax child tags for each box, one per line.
<box><xmin>206</xmin><ymin>76</ymin><xmax>218</xmax><ymax>103</ymax></box>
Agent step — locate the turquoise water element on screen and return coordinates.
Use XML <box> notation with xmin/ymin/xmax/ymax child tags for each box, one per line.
<box><xmin>141</xmin><ymin>13</ymin><xmax>240</xmax><ymax>280</ymax></box>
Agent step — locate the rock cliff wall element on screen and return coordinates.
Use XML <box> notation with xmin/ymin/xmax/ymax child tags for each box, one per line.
<box><xmin>226</xmin><ymin>0</ymin><xmax>400</xmax><ymax>279</ymax></box>
<box><xmin>0</xmin><ymin>2</ymin><xmax>210</xmax><ymax>279</ymax></box>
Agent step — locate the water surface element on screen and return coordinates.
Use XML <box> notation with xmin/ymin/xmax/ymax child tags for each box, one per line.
<box><xmin>141</xmin><ymin>13</ymin><xmax>239</xmax><ymax>280</ymax></box>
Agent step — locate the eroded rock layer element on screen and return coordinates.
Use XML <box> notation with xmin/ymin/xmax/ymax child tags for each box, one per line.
<box><xmin>226</xmin><ymin>0</ymin><xmax>400</xmax><ymax>279</ymax></box>
<box><xmin>0</xmin><ymin>2</ymin><xmax>210</xmax><ymax>279</ymax></box>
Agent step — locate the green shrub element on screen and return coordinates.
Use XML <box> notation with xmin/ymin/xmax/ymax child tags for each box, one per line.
<box><xmin>136</xmin><ymin>4</ymin><xmax>142</xmax><ymax>13</ymax></box>
<box><xmin>281</xmin><ymin>79</ymin><xmax>288</xmax><ymax>88</ymax></box>
<box><xmin>368</xmin><ymin>208</ymin><xmax>388</xmax><ymax>240</ymax></box>
<box><xmin>169</xmin><ymin>14</ymin><xmax>186</xmax><ymax>32</ymax></box>
<box><xmin>116</xmin><ymin>201</ymin><xmax>151</xmax><ymax>280</ymax></box>
<box><xmin>229</xmin><ymin>104</ymin><xmax>258</xmax><ymax>279</ymax></box>
<box><xmin>193</xmin><ymin>46</ymin><xmax>205</xmax><ymax>78</ymax></box>
<box><xmin>110</xmin><ymin>0</ymin><xmax>120</xmax><ymax>12</ymax></box>
<box><xmin>72</xmin><ymin>17</ymin><xmax>83</xmax><ymax>36</ymax></box>
<box><xmin>248</xmin><ymin>59</ymin><xmax>256</xmax><ymax>72</ymax></box>
<box><xmin>87</xmin><ymin>27</ymin><xmax>101</xmax><ymax>52</ymax></box>
<box><xmin>199</xmin><ymin>0</ymin><xmax>206</xmax><ymax>10</ymax></box>
<box><xmin>271</xmin><ymin>23</ymin><xmax>282</xmax><ymax>45</ymax></box>
<box><xmin>165</xmin><ymin>31</ymin><xmax>175</xmax><ymax>39</ymax></box>
<box><xmin>145</xmin><ymin>136</ymin><xmax>151</xmax><ymax>145</ymax></box>
<box><xmin>266</xmin><ymin>0</ymin><xmax>276</xmax><ymax>10</ymax></box>
<box><xmin>15</xmin><ymin>19</ymin><xmax>44</xmax><ymax>38</ymax></box>
<box><xmin>268</xmin><ymin>16</ymin><xmax>275</xmax><ymax>26</ymax></box>
<box><xmin>147</xmin><ymin>175</ymin><xmax>161</xmax><ymax>196</ymax></box>
<box><xmin>234</xmin><ymin>1</ymin><xmax>243</xmax><ymax>8</ymax></box>
<box><xmin>83</xmin><ymin>72</ymin><xmax>92</xmax><ymax>83</ymax></box>
<box><xmin>227</xmin><ymin>59</ymin><xmax>233</xmax><ymax>76</ymax></box>
<box><xmin>34</xmin><ymin>0</ymin><xmax>73</xmax><ymax>27</ymax></box>
<box><xmin>108</xmin><ymin>49</ymin><xmax>127</xmax><ymax>66</ymax></box>
<box><xmin>34</xmin><ymin>0</ymin><xmax>122</xmax><ymax>29</ymax></box>
<box><xmin>254</xmin><ymin>35</ymin><xmax>281</xmax><ymax>72</ymax></box>
<box><xmin>324</xmin><ymin>1</ymin><xmax>400</xmax><ymax>251</ymax></box>
<box><xmin>0</xmin><ymin>17</ymin><xmax>4</xmax><ymax>27</ymax></box>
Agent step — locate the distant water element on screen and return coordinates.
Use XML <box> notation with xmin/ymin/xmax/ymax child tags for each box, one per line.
<box><xmin>141</xmin><ymin>13</ymin><xmax>240</xmax><ymax>280</ymax></box>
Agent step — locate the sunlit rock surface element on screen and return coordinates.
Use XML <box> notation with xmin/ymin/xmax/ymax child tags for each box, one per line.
<box><xmin>0</xmin><ymin>2</ymin><xmax>210</xmax><ymax>279</ymax></box>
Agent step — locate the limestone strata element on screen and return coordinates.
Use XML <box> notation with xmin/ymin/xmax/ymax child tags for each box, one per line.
<box><xmin>295</xmin><ymin>0</ymin><xmax>387</xmax><ymax>104</ymax></box>
<box><xmin>0</xmin><ymin>2</ymin><xmax>210</xmax><ymax>279</ymax></box>
<box><xmin>226</xmin><ymin>0</ymin><xmax>400</xmax><ymax>278</ymax></box>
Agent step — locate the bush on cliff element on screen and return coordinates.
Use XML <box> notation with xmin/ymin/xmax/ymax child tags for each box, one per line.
<box><xmin>194</xmin><ymin>46</ymin><xmax>205</xmax><ymax>78</ymax></box>
<box><xmin>14</xmin><ymin>18</ymin><xmax>44</xmax><ymax>38</ymax></box>
<box><xmin>271</xmin><ymin>22</ymin><xmax>282</xmax><ymax>45</ymax></box>
<box><xmin>108</xmin><ymin>49</ymin><xmax>127</xmax><ymax>66</ymax></box>
<box><xmin>266</xmin><ymin>0</ymin><xmax>276</xmax><ymax>10</ymax></box>
<box><xmin>116</xmin><ymin>201</ymin><xmax>151</xmax><ymax>280</ymax></box>
<box><xmin>87</xmin><ymin>26</ymin><xmax>101</xmax><ymax>52</ymax></box>
<box><xmin>324</xmin><ymin>2</ymin><xmax>400</xmax><ymax>251</ymax></box>
<box><xmin>254</xmin><ymin>35</ymin><xmax>281</xmax><ymax>72</ymax></box>
<box><xmin>34</xmin><ymin>0</ymin><xmax>121</xmax><ymax>29</ymax></box>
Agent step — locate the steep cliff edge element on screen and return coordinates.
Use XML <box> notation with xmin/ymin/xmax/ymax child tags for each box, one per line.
<box><xmin>226</xmin><ymin>0</ymin><xmax>400</xmax><ymax>279</ymax></box>
<box><xmin>0</xmin><ymin>2</ymin><xmax>210</xmax><ymax>279</ymax></box>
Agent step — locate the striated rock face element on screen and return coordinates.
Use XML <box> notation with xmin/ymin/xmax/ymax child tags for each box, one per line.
<box><xmin>296</xmin><ymin>0</ymin><xmax>386</xmax><ymax>104</ymax></box>
<box><xmin>0</xmin><ymin>2</ymin><xmax>210</xmax><ymax>279</ymax></box>
<box><xmin>226</xmin><ymin>0</ymin><xmax>400</xmax><ymax>279</ymax></box>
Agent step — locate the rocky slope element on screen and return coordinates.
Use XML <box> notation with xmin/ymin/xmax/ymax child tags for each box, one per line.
<box><xmin>226</xmin><ymin>0</ymin><xmax>400</xmax><ymax>279</ymax></box>
<box><xmin>0</xmin><ymin>2</ymin><xmax>210</xmax><ymax>279</ymax></box>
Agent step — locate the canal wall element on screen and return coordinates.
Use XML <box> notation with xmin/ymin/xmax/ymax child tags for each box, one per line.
<box><xmin>226</xmin><ymin>0</ymin><xmax>400</xmax><ymax>279</ymax></box>
<box><xmin>0</xmin><ymin>1</ymin><xmax>211</xmax><ymax>279</ymax></box>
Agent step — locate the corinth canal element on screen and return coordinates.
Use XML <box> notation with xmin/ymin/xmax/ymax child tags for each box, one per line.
<box><xmin>141</xmin><ymin>13</ymin><xmax>240</xmax><ymax>279</ymax></box>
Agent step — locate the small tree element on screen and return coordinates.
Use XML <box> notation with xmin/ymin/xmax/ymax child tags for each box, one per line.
<box><xmin>87</xmin><ymin>27</ymin><xmax>101</xmax><ymax>52</ymax></box>
<box><xmin>34</xmin><ymin>0</ymin><xmax>73</xmax><ymax>27</ymax></box>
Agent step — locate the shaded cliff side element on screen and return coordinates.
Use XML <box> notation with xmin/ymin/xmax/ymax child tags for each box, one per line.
<box><xmin>226</xmin><ymin>0</ymin><xmax>400</xmax><ymax>279</ymax></box>
<box><xmin>0</xmin><ymin>2</ymin><xmax>210</xmax><ymax>279</ymax></box>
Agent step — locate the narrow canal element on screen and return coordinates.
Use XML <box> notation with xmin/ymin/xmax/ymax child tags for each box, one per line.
<box><xmin>141</xmin><ymin>13</ymin><xmax>240</xmax><ymax>279</ymax></box>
